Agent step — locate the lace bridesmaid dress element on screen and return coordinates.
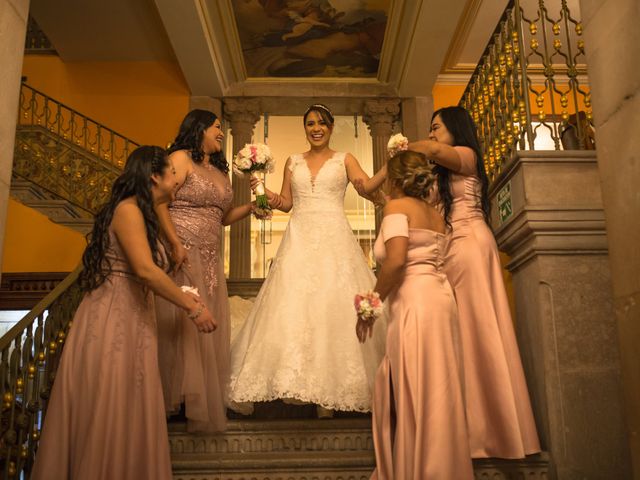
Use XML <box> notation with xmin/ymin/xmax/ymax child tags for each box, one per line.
<box><xmin>446</xmin><ymin>146</ymin><xmax>540</xmax><ymax>458</ymax></box>
<box><xmin>31</xmin><ymin>229</ymin><xmax>172</xmax><ymax>480</ymax></box>
<box><xmin>156</xmin><ymin>161</ymin><xmax>233</xmax><ymax>432</ymax></box>
<box><xmin>370</xmin><ymin>213</ymin><xmax>473</xmax><ymax>480</ymax></box>
<box><xmin>228</xmin><ymin>152</ymin><xmax>386</xmax><ymax>412</ymax></box>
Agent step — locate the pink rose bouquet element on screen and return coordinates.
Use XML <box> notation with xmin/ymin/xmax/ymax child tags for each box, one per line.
<box><xmin>233</xmin><ymin>143</ymin><xmax>275</xmax><ymax>212</ymax></box>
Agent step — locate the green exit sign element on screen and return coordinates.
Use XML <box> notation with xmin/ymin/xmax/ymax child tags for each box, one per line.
<box><xmin>497</xmin><ymin>181</ymin><xmax>513</xmax><ymax>224</ymax></box>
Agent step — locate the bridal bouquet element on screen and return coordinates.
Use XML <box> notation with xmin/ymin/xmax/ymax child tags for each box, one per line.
<box><xmin>354</xmin><ymin>290</ymin><xmax>383</xmax><ymax>325</ymax></box>
<box><xmin>387</xmin><ymin>133</ymin><xmax>409</xmax><ymax>157</ymax></box>
<box><xmin>233</xmin><ymin>143</ymin><xmax>275</xmax><ymax>217</ymax></box>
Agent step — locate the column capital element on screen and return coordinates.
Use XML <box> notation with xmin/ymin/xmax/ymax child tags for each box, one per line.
<box><xmin>363</xmin><ymin>98</ymin><xmax>401</xmax><ymax>136</ymax></box>
<box><xmin>189</xmin><ymin>96</ymin><xmax>222</xmax><ymax>118</ymax></box>
<box><xmin>223</xmin><ymin>97</ymin><xmax>261</xmax><ymax>137</ymax></box>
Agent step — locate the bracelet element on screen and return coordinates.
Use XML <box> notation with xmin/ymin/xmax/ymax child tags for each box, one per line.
<box><xmin>187</xmin><ymin>302</ymin><xmax>204</xmax><ymax>321</ymax></box>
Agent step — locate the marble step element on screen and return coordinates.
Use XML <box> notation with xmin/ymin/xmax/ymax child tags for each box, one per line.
<box><xmin>172</xmin><ymin>451</ymin><xmax>373</xmax><ymax>480</ymax></box>
<box><xmin>169</xmin><ymin>419</ymin><xmax>550</xmax><ymax>480</ymax></box>
<box><xmin>169</xmin><ymin>419</ymin><xmax>374</xmax><ymax>455</ymax></box>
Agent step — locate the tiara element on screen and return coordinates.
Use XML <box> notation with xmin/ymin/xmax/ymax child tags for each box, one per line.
<box><xmin>304</xmin><ymin>103</ymin><xmax>334</xmax><ymax>118</ymax></box>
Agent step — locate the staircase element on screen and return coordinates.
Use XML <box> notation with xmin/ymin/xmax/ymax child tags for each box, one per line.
<box><xmin>10</xmin><ymin>174</ymin><xmax>94</xmax><ymax>234</ymax></box>
<box><xmin>170</xmin><ymin>418</ymin><xmax>375</xmax><ymax>480</ymax></box>
<box><xmin>10</xmin><ymin>83</ymin><xmax>138</xmax><ymax>233</ymax></box>
<box><xmin>168</xmin><ymin>405</ymin><xmax>550</xmax><ymax>480</ymax></box>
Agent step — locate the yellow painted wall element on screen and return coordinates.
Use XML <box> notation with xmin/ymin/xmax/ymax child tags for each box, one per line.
<box><xmin>4</xmin><ymin>56</ymin><xmax>191</xmax><ymax>273</ymax></box>
<box><xmin>2</xmin><ymin>199</ymin><xmax>87</xmax><ymax>272</ymax></box>
<box><xmin>21</xmin><ymin>56</ymin><xmax>190</xmax><ymax>146</ymax></box>
<box><xmin>433</xmin><ymin>84</ymin><xmax>466</xmax><ymax>110</ymax></box>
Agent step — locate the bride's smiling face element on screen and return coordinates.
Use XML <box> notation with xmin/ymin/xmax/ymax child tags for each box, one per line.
<box><xmin>304</xmin><ymin>111</ymin><xmax>332</xmax><ymax>148</ymax></box>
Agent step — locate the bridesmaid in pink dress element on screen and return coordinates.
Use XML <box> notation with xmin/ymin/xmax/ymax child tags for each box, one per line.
<box><xmin>31</xmin><ymin>146</ymin><xmax>216</xmax><ymax>480</ymax></box>
<box><xmin>156</xmin><ymin>110</ymin><xmax>255</xmax><ymax>432</ymax></box>
<box><xmin>409</xmin><ymin>106</ymin><xmax>541</xmax><ymax>458</ymax></box>
<box><xmin>357</xmin><ymin>150</ymin><xmax>473</xmax><ymax>479</ymax></box>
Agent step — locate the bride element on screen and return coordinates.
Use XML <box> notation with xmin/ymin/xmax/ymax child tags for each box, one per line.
<box><xmin>228</xmin><ymin>104</ymin><xmax>387</xmax><ymax>415</ymax></box>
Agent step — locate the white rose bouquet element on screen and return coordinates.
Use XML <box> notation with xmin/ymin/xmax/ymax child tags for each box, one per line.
<box><xmin>232</xmin><ymin>143</ymin><xmax>275</xmax><ymax>213</ymax></box>
<box><xmin>387</xmin><ymin>133</ymin><xmax>409</xmax><ymax>158</ymax></box>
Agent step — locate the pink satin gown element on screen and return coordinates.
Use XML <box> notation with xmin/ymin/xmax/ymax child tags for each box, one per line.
<box><xmin>447</xmin><ymin>146</ymin><xmax>540</xmax><ymax>458</ymax></box>
<box><xmin>31</xmin><ymin>229</ymin><xmax>172</xmax><ymax>480</ymax></box>
<box><xmin>370</xmin><ymin>213</ymin><xmax>473</xmax><ymax>480</ymax></box>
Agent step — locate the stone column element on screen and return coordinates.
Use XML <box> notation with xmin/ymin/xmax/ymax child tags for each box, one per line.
<box><xmin>579</xmin><ymin>1</ymin><xmax>640</xmax><ymax>476</ymax></box>
<box><xmin>223</xmin><ymin>98</ymin><xmax>260</xmax><ymax>279</ymax></box>
<box><xmin>401</xmin><ymin>96</ymin><xmax>433</xmax><ymax>141</ymax></box>
<box><xmin>363</xmin><ymin>99</ymin><xmax>401</xmax><ymax>230</ymax></box>
<box><xmin>0</xmin><ymin>0</ymin><xmax>30</xmax><ymax>282</ymax></box>
<box><xmin>189</xmin><ymin>96</ymin><xmax>222</xmax><ymax>119</ymax></box>
<box><xmin>491</xmin><ymin>151</ymin><xmax>631</xmax><ymax>479</ymax></box>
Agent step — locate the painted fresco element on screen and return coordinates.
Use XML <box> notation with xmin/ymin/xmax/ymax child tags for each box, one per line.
<box><xmin>231</xmin><ymin>0</ymin><xmax>391</xmax><ymax>78</ymax></box>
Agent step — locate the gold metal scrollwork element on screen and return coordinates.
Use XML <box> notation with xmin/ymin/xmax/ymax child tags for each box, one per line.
<box><xmin>460</xmin><ymin>0</ymin><xmax>594</xmax><ymax>181</ymax></box>
<box><xmin>14</xmin><ymin>84</ymin><xmax>139</xmax><ymax>216</ymax></box>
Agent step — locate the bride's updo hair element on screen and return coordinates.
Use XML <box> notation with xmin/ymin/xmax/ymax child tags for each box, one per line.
<box><xmin>387</xmin><ymin>150</ymin><xmax>436</xmax><ymax>200</ymax></box>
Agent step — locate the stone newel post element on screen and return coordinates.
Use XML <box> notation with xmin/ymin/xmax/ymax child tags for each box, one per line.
<box><xmin>223</xmin><ymin>98</ymin><xmax>260</xmax><ymax>279</ymax></box>
<box><xmin>363</xmin><ymin>99</ymin><xmax>401</xmax><ymax>231</ymax></box>
<box><xmin>490</xmin><ymin>151</ymin><xmax>631</xmax><ymax>479</ymax></box>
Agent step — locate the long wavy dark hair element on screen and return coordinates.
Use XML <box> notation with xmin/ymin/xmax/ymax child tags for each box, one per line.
<box><xmin>79</xmin><ymin>146</ymin><xmax>168</xmax><ymax>291</ymax></box>
<box><xmin>431</xmin><ymin>106</ymin><xmax>490</xmax><ymax>225</ymax></box>
<box><xmin>168</xmin><ymin>109</ymin><xmax>228</xmax><ymax>173</ymax></box>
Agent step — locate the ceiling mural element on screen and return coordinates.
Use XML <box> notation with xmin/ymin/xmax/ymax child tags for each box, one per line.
<box><xmin>231</xmin><ymin>0</ymin><xmax>391</xmax><ymax>78</ymax></box>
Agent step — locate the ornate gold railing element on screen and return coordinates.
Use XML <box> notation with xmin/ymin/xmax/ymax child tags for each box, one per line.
<box><xmin>14</xmin><ymin>84</ymin><xmax>138</xmax><ymax>214</ymax></box>
<box><xmin>460</xmin><ymin>0</ymin><xmax>593</xmax><ymax>180</ymax></box>
<box><xmin>0</xmin><ymin>268</ymin><xmax>82</xmax><ymax>479</ymax></box>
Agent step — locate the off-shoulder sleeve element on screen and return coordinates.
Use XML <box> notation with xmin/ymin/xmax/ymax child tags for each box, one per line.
<box><xmin>454</xmin><ymin>146</ymin><xmax>478</xmax><ymax>176</ymax></box>
<box><xmin>381</xmin><ymin>213</ymin><xmax>409</xmax><ymax>242</ymax></box>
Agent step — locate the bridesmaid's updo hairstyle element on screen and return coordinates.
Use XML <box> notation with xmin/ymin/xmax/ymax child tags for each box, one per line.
<box><xmin>80</xmin><ymin>146</ymin><xmax>168</xmax><ymax>292</ymax></box>
<box><xmin>303</xmin><ymin>103</ymin><xmax>334</xmax><ymax>127</ymax></box>
<box><xmin>168</xmin><ymin>109</ymin><xmax>229</xmax><ymax>174</ymax></box>
<box><xmin>387</xmin><ymin>150</ymin><xmax>437</xmax><ymax>201</ymax></box>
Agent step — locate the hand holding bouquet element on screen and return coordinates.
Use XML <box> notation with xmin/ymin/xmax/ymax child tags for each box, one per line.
<box><xmin>233</xmin><ymin>143</ymin><xmax>275</xmax><ymax>217</ymax></box>
<box><xmin>354</xmin><ymin>290</ymin><xmax>383</xmax><ymax>343</ymax></box>
<box><xmin>387</xmin><ymin>133</ymin><xmax>409</xmax><ymax>158</ymax></box>
<box><xmin>354</xmin><ymin>290</ymin><xmax>383</xmax><ymax>323</ymax></box>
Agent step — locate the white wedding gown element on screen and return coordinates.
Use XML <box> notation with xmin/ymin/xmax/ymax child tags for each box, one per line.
<box><xmin>228</xmin><ymin>151</ymin><xmax>386</xmax><ymax>412</ymax></box>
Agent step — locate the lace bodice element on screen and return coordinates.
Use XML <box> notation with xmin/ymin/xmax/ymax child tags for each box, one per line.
<box><xmin>169</xmin><ymin>162</ymin><xmax>232</xmax><ymax>292</ymax></box>
<box><xmin>288</xmin><ymin>152</ymin><xmax>348</xmax><ymax>215</ymax></box>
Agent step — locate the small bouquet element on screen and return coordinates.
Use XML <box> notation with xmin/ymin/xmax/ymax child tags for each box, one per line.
<box><xmin>354</xmin><ymin>290</ymin><xmax>383</xmax><ymax>325</ymax></box>
<box><xmin>387</xmin><ymin>133</ymin><xmax>409</xmax><ymax>158</ymax></box>
<box><xmin>233</xmin><ymin>143</ymin><xmax>275</xmax><ymax>214</ymax></box>
<box><xmin>180</xmin><ymin>285</ymin><xmax>200</xmax><ymax>296</ymax></box>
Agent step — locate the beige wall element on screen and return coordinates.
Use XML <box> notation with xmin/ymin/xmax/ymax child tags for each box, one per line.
<box><xmin>579</xmin><ymin>0</ymin><xmax>640</xmax><ymax>476</ymax></box>
<box><xmin>0</xmin><ymin>0</ymin><xmax>30</xmax><ymax>280</ymax></box>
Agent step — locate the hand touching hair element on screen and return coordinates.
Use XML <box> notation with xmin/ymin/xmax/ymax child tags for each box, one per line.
<box><xmin>387</xmin><ymin>150</ymin><xmax>437</xmax><ymax>201</ymax></box>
